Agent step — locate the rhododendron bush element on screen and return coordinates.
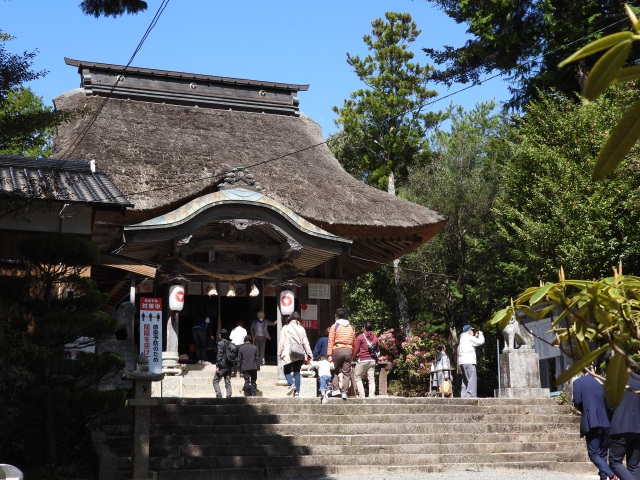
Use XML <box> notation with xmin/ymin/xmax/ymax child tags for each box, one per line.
<box><xmin>377</xmin><ymin>321</ymin><xmax>448</xmax><ymax>393</ymax></box>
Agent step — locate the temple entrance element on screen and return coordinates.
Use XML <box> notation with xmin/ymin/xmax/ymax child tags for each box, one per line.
<box><xmin>177</xmin><ymin>292</ymin><xmax>278</xmax><ymax>363</ymax></box>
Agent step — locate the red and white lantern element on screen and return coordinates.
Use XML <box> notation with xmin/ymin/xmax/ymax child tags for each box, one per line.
<box><xmin>168</xmin><ymin>284</ymin><xmax>185</xmax><ymax>311</ymax></box>
<box><xmin>279</xmin><ymin>289</ymin><xmax>295</xmax><ymax>316</ymax></box>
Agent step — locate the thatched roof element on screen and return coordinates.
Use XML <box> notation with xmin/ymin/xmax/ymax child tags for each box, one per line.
<box><xmin>51</xmin><ymin>60</ymin><xmax>446</xmax><ymax>278</ymax></box>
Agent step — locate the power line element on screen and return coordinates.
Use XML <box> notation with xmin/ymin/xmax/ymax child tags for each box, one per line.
<box><xmin>57</xmin><ymin>0</ymin><xmax>171</xmax><ymax>162</ymax></box>
<box><xmin>425</xmin><ymin>13</ymin><xmax>631</xmax><ymax>108</ymax></box>
<box><xmin>58</xmin><ymin>8</ymin><xmax>634</xmax><ymax>204</ymax></box>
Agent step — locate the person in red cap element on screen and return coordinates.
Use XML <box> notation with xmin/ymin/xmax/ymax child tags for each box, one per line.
<box><xmin>457</xmin><ymin>324</ymin><xmax>484</xmax><ymax>397</ymax></box>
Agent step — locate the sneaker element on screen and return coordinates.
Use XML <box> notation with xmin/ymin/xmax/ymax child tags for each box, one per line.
<box><xmin>342</xmin><ymin>393</ymin><xmax>348</xmax><ymax>400</ymax></box>
<box><xmin>331</xmin><ymin>390</ymin><xmax>341</xmax><ymax>397</ymax></box>
<box><xmin>321</xmin><ymin>396</ymin><xmax>328</xmax><ymax>404</ymax></box>
<box><xmin>286</xmin><ymin>384</ymin><xmax>296</xmax><ymax>395</ymax></box>
<box><xmin>293</xmin><ymin>392</ymin><xmax>299</xmax><ymax>398</ymax></box>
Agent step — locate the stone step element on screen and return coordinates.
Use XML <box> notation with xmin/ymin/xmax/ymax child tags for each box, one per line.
<box><xmin>147</xmin><ymin>421</ymin><xmax>580</xmax><ymax>436</ymax></box>
<box><xmin>152</xmin><ymin>439</ymin><xmax>584</xmax><ymax>457</ymax></box>
<box><xmin>156</xmin><ymin>462</ymin><xmax>597</xmax><ymax>480</ymax></box>
<box><xmin>160</xmin><ymin>396</ymin><xmax>565</xmax><ymax>405</ymax></box>
<box><xmin>154</xmin><ymin>401</ymin><xmax>574</xmax><ymax>415</ymax></box>
<box><xmin>150</xmin><ymin>451</ymin><xmax>587</xmax><ymax>470</ymax></box>
<box><xmin>146</xmin><ymin>432</ymin><xmax>582</xmax><ymax>448</ymax></box>
<box><xmin>149</xmin><ymin>413</ymin><xmax>578</xmax><ymax>426</ymax></box>
<box><xmin>101</xmin><ymin>397</ymin><xmax>589</xmax><ymax>480</ymax></box>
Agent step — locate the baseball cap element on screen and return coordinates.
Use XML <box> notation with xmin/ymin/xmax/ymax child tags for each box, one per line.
<box><xmin>462</xmin><ymin>325</ymin><xmax>473</xmax><ymax>333</ymax></box>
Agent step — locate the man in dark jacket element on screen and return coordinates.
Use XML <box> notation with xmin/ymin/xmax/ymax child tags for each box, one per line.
<box><xmin>237</xmin><ymin>335</ymin><xmax>260</xmax><ymax>396</ymax></box>
<box><xmin>212</xmin><ymin>329</ymin><xmax>233</xmax><ymax>398</ymax></box>
<box><xmin>609</xmin><ymin>372</ymin><xmax>640</xmax><ymax>480</ymax></box>
<box><xmin>573</xmin><ymin>372</ymin><xmax>615</xmax><ymax>480</ymax></box>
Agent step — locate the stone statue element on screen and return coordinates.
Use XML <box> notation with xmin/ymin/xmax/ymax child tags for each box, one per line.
<box><xmin>114</xmin><ymin>301</ymin><xmax>136</xmax><ymax>342</ymax></box>
<box><xmin>502</xmin><ymin>314</ymin><xmax>535</xmax><ymax>352</ymax></box>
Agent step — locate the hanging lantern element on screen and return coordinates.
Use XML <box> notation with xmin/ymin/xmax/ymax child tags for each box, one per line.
<box><xmin>249</xmin><ymin>282</ymin><xmax>259</xmax><ymax>297</ymax></box>
<box><xmin>279</xmin><ymin>289</ymin><xmax>295</xmax><ymax>316</ymax></box>
<box><xmin>207</xmin><ymin>282</ymin><xmax>218</xmax><ymax>297</ymax></box>
<box><xmin>168</xmin><ymin>284</ymin><xmax>185</xmax><ymax>311</ymax></box>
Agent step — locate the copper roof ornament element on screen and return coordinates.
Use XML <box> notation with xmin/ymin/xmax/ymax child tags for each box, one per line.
<box><xmin>218</xmin><ymin>167</ymin><xmax>262</xmax><ymax>192</ymax></box>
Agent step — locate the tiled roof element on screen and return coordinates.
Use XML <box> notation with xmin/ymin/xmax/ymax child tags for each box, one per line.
<box><xmin>0</xmin><ymin>155</ymin><xmax>132</xmax><ymax>208</ymax></box>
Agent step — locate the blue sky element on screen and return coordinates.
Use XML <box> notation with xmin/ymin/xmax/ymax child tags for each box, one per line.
<box><xmin>2</xmin><ymin>0</ymin><xmax>509</xmax><ymax>138</ymax></box>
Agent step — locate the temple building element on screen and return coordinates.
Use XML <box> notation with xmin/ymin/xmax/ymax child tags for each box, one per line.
<box><xmin>51</xmin><ymin>58</ymin><xmax>446</xmax><ymax>362</ymax></box>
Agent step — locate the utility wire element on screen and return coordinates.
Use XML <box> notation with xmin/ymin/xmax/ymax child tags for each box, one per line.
<box><xmin>57</xmin><ymin>7</ymin><xmax>633</xmax><ymax>204</ymax></box>
<box><xmin>119</xmin><ymin>11</ymin><xmax>635</xmax><ymax>201</ymax></box>
<box><xmin>425</xmin><ymin>13</ymin><xmax>631</xmax><ymax>108</ymax></box>
<box><xmin>57</xmin><ymin>0</ymin><xmax>171</xmax><ymax>162</ymax></box>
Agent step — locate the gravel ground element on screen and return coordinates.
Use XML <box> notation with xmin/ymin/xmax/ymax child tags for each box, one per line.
<box><xmin>288</xmin><ymin>469</ymin><xmax>595</xmax><ymax>480</ymax></box>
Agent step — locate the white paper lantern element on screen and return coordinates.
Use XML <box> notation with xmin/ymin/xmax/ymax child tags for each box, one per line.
<box><xmin>279</xmin><ymin>289</ymin><xmax>295</xmax><ymax>316</ymax></box>
<box><xmin>168</xmin><ymin>284</ymin><xmax>185</xmax><ymax>311</ymax></box>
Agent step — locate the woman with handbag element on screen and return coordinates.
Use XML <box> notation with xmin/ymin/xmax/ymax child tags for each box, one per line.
<box><xmin>434</xmin><ymin>343</ymin><xmax>452</xmax><ymax>397</ymax></box>
<box><xmin>278</xmin><ymin>311</ymin><xmax>313</xmax><ymax>397</ymax></box>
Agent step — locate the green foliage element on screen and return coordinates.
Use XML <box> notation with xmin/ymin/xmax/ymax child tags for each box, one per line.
<box><xmin>331</xmin><ymin>12</ymin><xmax>444</xmax><ymax>191</ymax></box>
<box><xmin>425</xmin><ymin>0</ymin><xmax>633</xmax><ymax>109</ymax></box>
<box><xmin>0</xmin><ymin>86</ymin><xmax>53</xmax><ymax>156</ymax></box>
<box><xmin>79</xmin><ymin>0</ymin><xmax>148</xmax><ymax>17</ymax></box>
<box><xmin>18</xmin><ymin>233</ymin><xmax>100</xmax><ymax>300</ymax></box>
<box><xmin>343</xmin><ymin>267</ymin><xmax>398</xmax><ymax>332</ymax></box>
<box><xmin>0</xmin><ymin>234</ymin><xmax>124</xmax><ymax>472</ymax></box>
<box><xmin>489</xmin><ymin>269</ymin><xmax>640</xmax><ymax>406</ymax></box>
<box><xmin>494</xmin><ymin>85</ymin><xmax>640</xmax><ymax>289</ymax></box>
<box><xmin>402</xmin><ymin>102</ymin><xmax>506</xmax><ymax>336</ymax></box>
<box><xmin>559</xmin><ymin>5</ymin><xmax>640</xmax><ymax>179</ymax></box>
<box><xmin>0</xmin><ymin>32</ymin><xmax>54</xmax><ymax>155</ymax></box>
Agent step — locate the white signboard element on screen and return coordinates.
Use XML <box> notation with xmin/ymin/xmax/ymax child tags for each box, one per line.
<box><xmin>301</xmin><ymin>304</ymin><xmax>318</xmax><ymax>329</ymax></box>
<box><xmin>527</xmin><ymin>317</ymin><xmax>561</xmax><ymax>360</ymax></box>
<box><xmin>140</xmin><ymin>297</ymin><xmax>163</xmax><ymax>374</ymax></box>
<box><xmin>308</xmin><ymin>283</ymin><xmax>330</xmax><ymax>300</ymax></box>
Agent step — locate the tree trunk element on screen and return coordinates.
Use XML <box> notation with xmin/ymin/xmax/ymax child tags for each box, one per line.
<box><xmin>445</xmin><ymin>279</ymin><xmax>459</xmax><ymax>370</ymax></box>
<box><xmin>388</xmin><ymin>171</ymin><xmax>410</xmax><ymax>335</ymax></box>
<box><xmin>42</xmin><ymin>363</ymin><xmax>57</xmax><ymax>463</ymax></box>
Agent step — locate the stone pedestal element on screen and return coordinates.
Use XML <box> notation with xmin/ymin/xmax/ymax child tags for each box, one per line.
<box><xmin>162</xmin><ymin>351</ymin><xmax>182</xmax><ymax>375</ymax></box>
<box><xmin>496</xmin><ymin>349</ymin><xmax>550</xmax><ymax>398</ymax></box>
<box><xmin>300</xmin><ymin>374</ymin><xmax>317</xmax><ymax>398</ymax></box>
<box><xmin>152</xmin><ymin>374</ymin><xmax>183</xmax><ymax>398</ymax></box>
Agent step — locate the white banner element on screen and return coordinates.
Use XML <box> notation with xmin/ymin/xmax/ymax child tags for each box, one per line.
<box><xmin>140</xmin><ymin>297</ymin><xmax>163</xmax><ymax>373</ymax></box>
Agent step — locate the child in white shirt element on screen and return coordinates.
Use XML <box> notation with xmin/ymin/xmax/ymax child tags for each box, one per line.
<box><xmin>311</xmin><ymin>354</ymin><xmax>334</xmax><ymax>403</ymax></box>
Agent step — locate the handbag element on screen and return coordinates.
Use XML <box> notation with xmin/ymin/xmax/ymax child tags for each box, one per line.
<box><xmin>289</xmin><ymin>327</ymin><xmax>306</xmax><ymax>361</ymax></box>
<box><xmin>439</xmin><ymin>378</ymin><xmax>452</xmax><ymax>397</ymax></box>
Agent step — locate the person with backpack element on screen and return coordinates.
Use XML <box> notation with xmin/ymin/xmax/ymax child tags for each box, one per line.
<box><xmin>353</xmin><ymin>322</ymin><xmax>379</xmax><ymax>398</ymax></box>
<box><xmin>278</xmin><ymin>311</ymin><xmax>312</xmax><ymax>397</ymax></box>
<box><xmin>212</xmin><ymin>328</ymin><xmax>235</xmax><ymax>398</ymax></box>
<box><xmin>237</xmin><ymin>335</ymin><xmax>260</xmax><ymax>397</ymax></box>
<box><xmin>327</xmin><ymin>308</ymin><xmax>356</xmax><ymax>400</ymax></box>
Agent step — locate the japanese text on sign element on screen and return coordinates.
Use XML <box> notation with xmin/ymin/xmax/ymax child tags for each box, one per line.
<box><xmin>140</xmin><ymin>297</ymin><xmax>163</xmax><ymax>374</ymax></box>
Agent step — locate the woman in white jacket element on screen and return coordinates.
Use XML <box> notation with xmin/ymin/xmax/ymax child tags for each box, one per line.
<box><xmin>278</xmin><ymin>311</ymin><xmax>313</xmax><ymax>397</ymax></box>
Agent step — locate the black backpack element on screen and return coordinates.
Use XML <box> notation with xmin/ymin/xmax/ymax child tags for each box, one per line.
<box><xmin>364</xmin><ymin>334</ymin><xmax>380</xmax><ymax>359</ymax></box>
<box><xmin>225</xmin><ymin>342</ymin><xmax>237</xmax><ymax>365</ymax></box>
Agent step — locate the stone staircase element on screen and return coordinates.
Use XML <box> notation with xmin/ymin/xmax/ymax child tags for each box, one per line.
<box><xmin>180</xmin><ymin>364</ymin><xmax>288</xmax><ymax>398</ymax></box>
<box><xmin>98</xmin><ymin>395</ymin><xmax>595</xmax><ymax>480</ymax></box>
